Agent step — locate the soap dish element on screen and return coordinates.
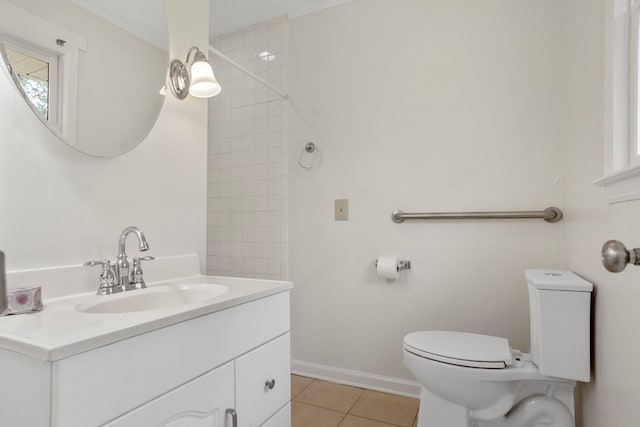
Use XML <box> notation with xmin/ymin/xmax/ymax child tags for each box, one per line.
<box><xmin>1</xmin><ymin>286</ymin><xmax>43</xmax><ymax>316</ymax></box>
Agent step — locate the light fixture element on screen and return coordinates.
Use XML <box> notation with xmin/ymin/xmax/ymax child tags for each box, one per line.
<box><xmin>168</xmin><ymin>46</ymin><xmax>221</xmax><ymax>100</ymax></box>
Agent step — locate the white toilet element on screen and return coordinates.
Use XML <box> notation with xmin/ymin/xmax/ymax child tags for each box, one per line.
<box><xmin>403</xmin><ymin>270</ymin><xmax>592</xmax><ymax>427</ymax></box>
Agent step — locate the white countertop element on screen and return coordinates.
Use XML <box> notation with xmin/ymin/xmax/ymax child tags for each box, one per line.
<box><xmin>0</xmin><ymin>264</ymin><xmax>292</xmax><ymax>361</ymax></box>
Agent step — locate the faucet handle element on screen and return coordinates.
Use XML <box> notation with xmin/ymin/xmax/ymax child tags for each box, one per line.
<box><xmin>129</xmin><ymin>256</ymin><xmax>155</xmax><ymax>290</ymax></box>
<box><xmin>84</xmin><ymin>260</ymin><xmax>120</xmax><ymax>295</ymax></box>
<box><xmin>84</xmin><ymin>259</ymin><xmax>111</xmax><ymax>268</ymax></box>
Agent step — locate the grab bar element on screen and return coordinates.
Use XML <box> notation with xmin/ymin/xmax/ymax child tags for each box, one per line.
<box><xmin>391</xmin><ymin>207</ymin><xmax>563</xmax><ymax>224</ymax></box>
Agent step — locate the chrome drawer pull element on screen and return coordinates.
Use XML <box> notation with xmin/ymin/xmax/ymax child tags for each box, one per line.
<box><xmin>225</xmin><ymin>408</ymin><xmax>237</xmax><ymax>427</ymax></box>
<box><xmin>265</xmin><ymin>379</ymin><xmax>276</xmax><ymax>390</ymax></box>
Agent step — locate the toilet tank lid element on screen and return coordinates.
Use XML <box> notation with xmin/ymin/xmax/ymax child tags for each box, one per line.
<box><xmin>525</xmin><ymin>269</ymin><xmax>593</xmax><ymax>292</ymax></box>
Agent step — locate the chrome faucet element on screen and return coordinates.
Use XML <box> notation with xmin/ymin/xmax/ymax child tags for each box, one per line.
<box><xmin>115</xmin><ymin>226</ymin><xmax>150</xmax><ymax>291</ymax></box>
<box><xmin>84</xmin><ymin>226</ymin><xmax>154</xmax><ymax>295</ymax></box>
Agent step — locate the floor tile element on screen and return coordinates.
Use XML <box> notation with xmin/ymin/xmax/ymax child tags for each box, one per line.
<box><xmin>349</xmin><ymin>390</ymin><xmax>419</xmax><ymax>427</ymax></box>
<box><xmin>338</xmin><ymin>415</ymin><xmax>397</xmax><ymax>427</ymax></box>
<box><xmin>296</xmin><ymin>380</ymin><xmax>364</xmax><ymax>413</ymax></box>
<box><xmin>292</xmin><ymin>401</ymin><xmax>345</xmax><ymax>427</ymax></box>
<box><xmin>292</xmin><ymin>374</ymin><xmax>315</xmax><ymax>399</ymax></box>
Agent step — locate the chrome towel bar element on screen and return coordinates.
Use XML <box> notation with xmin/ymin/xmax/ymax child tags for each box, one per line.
<box><xmin>391</xmin><ymin>207</ymin><xmax>563</xmax><ymax>224</ymax></box>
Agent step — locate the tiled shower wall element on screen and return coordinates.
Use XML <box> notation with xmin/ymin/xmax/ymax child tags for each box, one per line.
<box><xmin>207</xmin><ymin>17</ymin><xmax>288</xmax><ymax>280</ymax></box>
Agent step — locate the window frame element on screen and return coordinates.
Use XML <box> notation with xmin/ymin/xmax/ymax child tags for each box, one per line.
<box><xmin>594</xmin><ymin>0</ymin><xmax>640</xmax><ymax>203</ymax></box>
<box><xmin>630</xmin><ymin>0</ymin><xmax>640</xmax><ymax>164</ymax></box>
<box><xmin>0</xmin><ymin>0</ymin><xmax>86</xmax><ymax>145</ymax></box>
<box><xmin>2</xmin><ymin>38</ymin><xmax>61</xmax><ymax>129</ymax></box>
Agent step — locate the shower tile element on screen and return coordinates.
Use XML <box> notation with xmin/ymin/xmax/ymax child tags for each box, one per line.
<box><xmin>255</xmin><ymin>164</ymin><xmax>268</xmax><ymax>180</ymax></box>
<box><xmin>268</xmin><ymin>258</ymin><xmax>281</xmax><ymax>275</ymax></box>
<box><xmin>267</xmin><ymin>243</ymin><xmax>281</xmax><ymax>258</ymax></box>
<box><xmin>255</xmin><ymin>133</ymin><xmax>269</xmax><ymax>149</ymax></box>
<box><xmin>255</xmin><ymin>25</ymin><xmax>269</xmax><ymax>44</ymax></box>
<box><xmin>255</xmin><ymin>212</ymin><xmax>268</xmax><ymax>227</ymax></box>
<box><xmin>207</xmin><ymin>18</ymin><xmax>287</xmax><ymax>279</ymax></box>
<box><xmin>267</xmin><ymin>179</ymin><xmax>281</xmax><ymax>195</ymax></box>
<box><xmin>269</xmin><ymin>21</ymin><xmax>283</xmax><ymax>39</ymax></box>
<box><xmin>256</xmin><ymin>103</ymin><xmax>269</xmax><ymax>119</ymax></box>
<box><xmin>255</xmin><ymin>258</ymin><xmax>268</xmax><ymax>274</ymax></box>
<box><xmin>255</xmin><ymin>195</ymin><xmax>268</xmax><ymax>211</ymax></box>
<box><xmin>254</xmin><ymin>242</ymin><xmax>269</xmax><ymax>258</ymax></box>
<box><xmin>256</xmin><ymin>87</ymin><xmax>268</xmax><ymax>103</ymax></box>
<box><xmin>243</xmin><ymin>29</ymin><xmax>256</xmax><ymax>46</ymax></box>
<box><xmin>268</xmin><ymin>147</ymin><xmax>280</xmax><ymax>163</ymax></box>
<box><xmin>255</xmin><ymin>57</ymin><xmax>269</xmax><ymax>73</ymax></box>
<box><xmin>219</xmin><ymin>36</ymin><xmax>232</xmax><ymax>52</ymax></box>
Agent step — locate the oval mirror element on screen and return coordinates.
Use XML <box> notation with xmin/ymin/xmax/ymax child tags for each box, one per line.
<box><xmin>0</xmin><ymin>0</ymin><xmax>168</xmax><ymax>157</ymax></box>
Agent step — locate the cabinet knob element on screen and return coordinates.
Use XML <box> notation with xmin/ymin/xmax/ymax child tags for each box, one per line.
<box><xmin>265</xmin><ymin>379</ymin><xmax>276</xmax><ymax>390</ymax></box>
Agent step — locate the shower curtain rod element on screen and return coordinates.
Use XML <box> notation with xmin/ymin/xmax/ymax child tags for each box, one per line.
<box><xmin>208</xmin><ymin>45</ymin><xmax>289</xmax><ymax>100</ymax></box>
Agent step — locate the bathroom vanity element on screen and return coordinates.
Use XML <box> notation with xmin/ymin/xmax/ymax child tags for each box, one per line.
<box><xmin>0</xmin><ymin>255</ymin><xmax>292</xmax><ymax>427</ymax></box>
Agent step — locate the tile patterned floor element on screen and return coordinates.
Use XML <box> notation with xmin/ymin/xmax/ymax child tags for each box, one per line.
<box><xmin>291</xmin><ymin>375</ymin><xmax>420</xmax><ymax>427</ymax></box>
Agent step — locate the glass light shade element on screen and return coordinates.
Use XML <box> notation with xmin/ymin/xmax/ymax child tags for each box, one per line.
<box><xmin>189</xmin><ymin>60</ymin><xmax>222</xmax><ymax>98</ymax></box>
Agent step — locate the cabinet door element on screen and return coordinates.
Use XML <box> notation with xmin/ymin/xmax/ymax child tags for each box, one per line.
<box><xmin>261</xmin><ymin>402</ymin><xmax>291</xmax><ymax>427</ymax></box>
<box><xmin>104</xmin><ymin>361</ymin><xmax>235</xmax><ymax>427</ymax></box>
<box><xmin>236</xmin><ymin>333</ymin><xmax>291</xmax><ymax>427</ymax></box>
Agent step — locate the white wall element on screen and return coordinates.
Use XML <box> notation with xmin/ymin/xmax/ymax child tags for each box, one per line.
<box><xmin>0</xmin><ymin>0</ymin><xmax>209</xmax><ymax>273</ymax></box>
<box><xmin>558</xmin><ymin>0</ymin><xmax>640</xmax><ymax>425</ymax></box>
<box><xmin>287</xmin><ymin>0</ymin><xmax>566</xmax><ymax>383</ymax></box>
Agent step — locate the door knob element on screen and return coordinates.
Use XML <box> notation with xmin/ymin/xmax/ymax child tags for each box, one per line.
<box><xmin>601</xmin><ymin>240</ymin><xmax>640</xmax><ymax>272</ymax></box>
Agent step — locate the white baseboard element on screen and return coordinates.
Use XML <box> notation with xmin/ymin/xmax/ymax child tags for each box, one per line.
<box><xmin>291</xmin><ymin>359</ymin><xmax>421</xmax><ymax>399</ymax></box>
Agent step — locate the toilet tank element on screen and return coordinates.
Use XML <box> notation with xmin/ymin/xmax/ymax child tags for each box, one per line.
<box><xmin>526</xmin><ymin>270</ymin><xmax>593</xmax><ymax>382</ymax></box>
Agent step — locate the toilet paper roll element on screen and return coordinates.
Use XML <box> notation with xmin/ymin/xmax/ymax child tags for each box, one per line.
<box><xmin>376</xmin><ymin>256</ymin><xmax>399</xmax><ymax>280</ymax></box>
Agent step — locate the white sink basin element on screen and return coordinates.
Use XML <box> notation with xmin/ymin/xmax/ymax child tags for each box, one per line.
<box><xmin>76</xmin><ymin>283</ymin><xmax>228</xmax><ymax>314</ymax></box>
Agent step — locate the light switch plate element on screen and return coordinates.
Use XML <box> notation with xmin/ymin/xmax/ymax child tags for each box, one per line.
<box><xmin>335</xmin><ymin>199</ymin><xmax>349</xmax><ymax>221</ymax></box>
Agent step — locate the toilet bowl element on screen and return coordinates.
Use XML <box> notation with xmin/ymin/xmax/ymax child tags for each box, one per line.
<box><xmin>403</xmin><ymin>270</ymin><xmax>592</xmax><ymax>427</ymax></box>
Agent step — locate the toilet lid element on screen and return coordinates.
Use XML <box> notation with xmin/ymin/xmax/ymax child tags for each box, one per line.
<box><xmin>403</xmin><ymin>331</ymin><xmax>513</xmax><ymax>369</ymax></box>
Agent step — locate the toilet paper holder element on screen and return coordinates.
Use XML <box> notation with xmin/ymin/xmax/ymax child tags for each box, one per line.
<box><xmin>374</xmin><ymin>259</ymin><xmax>412</xmax><ymax>272</ymax></box>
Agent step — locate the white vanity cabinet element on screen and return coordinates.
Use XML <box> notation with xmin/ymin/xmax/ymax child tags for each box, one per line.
<box><xmin>0</xmin><ymin>290</ymin><xmax>291</xmax><ymax>427</ymax></box>
<box><xmin>105</xmin><ymin>333</ymin><xmax>291</xmax><ymax>427</ymax></box>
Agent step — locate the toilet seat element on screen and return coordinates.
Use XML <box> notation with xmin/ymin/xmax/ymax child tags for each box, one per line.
<box><xmin>403</xmin><ymin>331</ymin><xmax>514</xmax><ymax>369</ymax></box>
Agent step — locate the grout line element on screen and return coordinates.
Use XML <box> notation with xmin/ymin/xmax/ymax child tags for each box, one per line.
<box><xmin>292</xmin><ymin>400</ymin><xmax>350</xmax><ymax>417</ymax></box>
<box><xmin>344</xmin><ymin>413</ymin><xmax>410</xmax><ymax>427</ymax></box>
<box><xmin>335</xmin><ymin>412</ymin><xmax>348</xmax><ymax>427</ymax></box>
<box><xmin>344</xmin><ymin>387</ymin><xmax>366</xmax><ymax>414</ymax></box>
<box><xmin>291</xmin><ymin>376</ymin><xmax>316</xmax><ymax>400</ymax></box>
<box><xmin>291</xmin><ymin>400</ymin><xmax>349</xmax><ymax>414</ymax></box>
<box><xmin>296</xmin><ymin>377</ymin><xmax>317</xmax><ymax>397</ymax></box>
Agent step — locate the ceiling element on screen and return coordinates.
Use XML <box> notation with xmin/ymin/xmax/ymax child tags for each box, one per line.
<box><xmin>72</xmin><ymin>0</ymin><xmax>350</xmax><ymax>48</ymax></box>
<box><xmin>209</xmin><ymin>0</ymin><xmax>349</xmax><ymax>36</ymax></box>
<box><xmin>72</xmin><ymin>0</ymin><xmax>168</xmax><ymax>49</ymax></box>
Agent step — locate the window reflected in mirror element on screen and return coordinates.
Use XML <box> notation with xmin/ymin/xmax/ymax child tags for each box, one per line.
<box><xmin>4</xmin><ymin>44</ymin><xmax>58</xmax><ymax>123</ymax></box>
